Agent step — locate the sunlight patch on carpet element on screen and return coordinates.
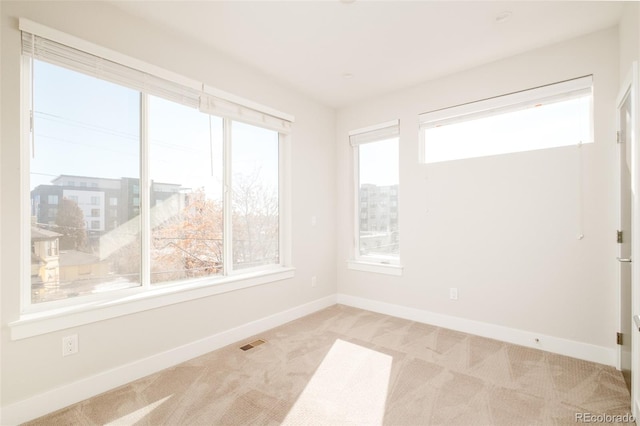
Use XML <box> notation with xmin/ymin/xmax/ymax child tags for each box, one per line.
<box><xmin>283</xmin><ymin>339</ymin><xmax>392</xmax><ymax>425</ymax></box>
<box><xmin>104</xmin><ymin>395</ymin><xmax>172</xmax><ymax>425</ymax></box>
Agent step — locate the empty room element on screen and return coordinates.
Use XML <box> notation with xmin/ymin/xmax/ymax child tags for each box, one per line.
<box><xmin>1</xmin><ymin>1</ymin><xmax>640</xmax><ymax>424</ymax></box>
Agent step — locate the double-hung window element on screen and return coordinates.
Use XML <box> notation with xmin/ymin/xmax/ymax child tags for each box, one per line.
<box><xmin>348</xmin><ymin>120</ymin><xmax>401</xmax><ymax>275</ymax></box>
<box><xmin>20</xmin><ymin>20</ymin><xmax>293</xmax><ymax>315</ymax></box>
<box><xmin>419</xmin><ymin>76</ymin><xmax>593</xmax><ymax>163</ymax></box>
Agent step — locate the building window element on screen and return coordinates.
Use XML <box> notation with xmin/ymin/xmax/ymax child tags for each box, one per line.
<box><xmin>419</xmin><ymin>76</ymin><xmax>593</xmax><ymax>163</ymax></box>
<box><xmin>47</xmin><ymin>239</ymin><xmax>59</xmax><ymax>257</ymax></box>
<box><xmin>22</xmin><ymin>23</ymin><xmax>292</xmax><ymax>309</ymax></box>
<box><xmin>349</xmin><ymin>120</ymin><xmax>400</xmax><ymax>264</ymax></box>
<box><xmin>47</xmin><ymin>195</ymin><xmax>58</xmax><ymax>205</ymax></box>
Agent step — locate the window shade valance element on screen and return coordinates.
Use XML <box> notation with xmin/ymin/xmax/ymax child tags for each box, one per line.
<box><xmin>349</xmin><ymin>120</ymin><xmax>400</xmax><ymax>146</ymax></box>
<box><xmin>199</xmin><ymin>90</ymin><xmax>293</xmax><ymax>134</ymax></box>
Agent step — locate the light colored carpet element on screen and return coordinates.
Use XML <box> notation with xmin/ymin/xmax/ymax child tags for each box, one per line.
<box><xmin>25</xmin><ymin>305</ymin><xmax>631</xmax><ymax>425</ymax></box>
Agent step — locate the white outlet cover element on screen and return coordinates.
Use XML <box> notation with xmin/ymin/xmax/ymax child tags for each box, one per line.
<box><xmin>449</xmin><ymin>288</ymin><xmax>458</xmax><ymax>300</ymax></box>
<box><xmin>62</xmin><ymin>334</ymin><xmax>78</xmax><ymax>356</ymax></box>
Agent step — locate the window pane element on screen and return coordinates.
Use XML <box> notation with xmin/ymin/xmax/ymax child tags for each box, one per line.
<box><xmin>30</xmin><ymin>60</ymin><xmax>141</xmax><ymax>304</ymax></box>
<box><xmin>358</xmin><ymin>138</ymin><xmax>399</xmax><ymax>258</ymax></box>
<box><xmin>149</xmin><ymin>96</ymin><xmax>224</xmax><ymax>284</ymax></box>
<box><xmin>423</xmin><ymin>95</ymin><xmax>592</xmax><ymax>163</ymax></box>
<box><xmin>232</xmin><ymin>121</ymin><xmax>279</xmax><ymax>270</ymax></box>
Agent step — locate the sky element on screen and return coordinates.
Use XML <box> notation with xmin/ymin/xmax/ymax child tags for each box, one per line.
<box><xmin>32</xmin><ymin>58</ymin><xmax>589</xmax><ymax>209</ymax></box>
<box><xmin>31</xmin><ymin>60</ymin><xmax>279</xmax><ymax>199</ymax></box>
<box><xmin>32</xmin><ymin>60</ymin><xmax>140</xmax><ymax>188</ymax></box>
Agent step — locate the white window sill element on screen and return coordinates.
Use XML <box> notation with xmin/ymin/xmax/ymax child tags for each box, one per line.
<box><xmin>10</xmin><ymin>267</ymin><xmax>295</xmax><ymax>340</ymax></box>
<box><xmin>347</xmin><ymin>260</ymin><xmax>403</xmax><ymax>276</ymax></box>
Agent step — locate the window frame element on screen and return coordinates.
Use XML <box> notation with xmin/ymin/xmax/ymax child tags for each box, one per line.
<box><xmin>348</xmin><ymin>120</ymin><xmax>402</xmax><ymax>275</ymax></box>
<box><xmin>418</xmin><ymin>75</ymin><xmax>594</xmax><ymax>164</ymax></box>
<box><xmin>13</xmin><ymin>19</ymin><xmax>294</xmax><ymax>338</ymax></box>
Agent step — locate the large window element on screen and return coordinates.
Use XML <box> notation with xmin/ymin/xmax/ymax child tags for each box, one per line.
<box><xmin>349</xmin><ymin>121</ymin><xmax>400</xmax><ymax>265</ymax></box>
<box><xmin>419</xmin><ymin>76</ymin><xmax>593</xmax><ymax>163</ymax></box>
<box><xmin>22</xmin><ymin>23</ymin><xmax>292</xmax><ymax>309</ymax></box>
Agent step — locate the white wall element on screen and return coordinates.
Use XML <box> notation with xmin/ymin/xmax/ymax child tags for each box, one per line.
<box><xmin>619</xmin><ymin>2</ymin><xmax>639</xmax><ymax>83</ymax></box>
<box><xmin>0</xmin><ymin>0</ymin><xmax>336</xmax><ymax>413</ymax></box>
<box><xmin>336</xmin><ymin>28</ymin><xmax>619</xmax><ymax>359</ymax></box>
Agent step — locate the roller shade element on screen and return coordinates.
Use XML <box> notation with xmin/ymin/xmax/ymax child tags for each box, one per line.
<box><xmin>21</xmin><ymin>31</ymin><xmax>201</xmax><ymax>109</ymax></box>
<box><xmin>20</xmin><ymin>18</ymin><xmax>295</xmax><ymax>130</ymax></box>
<box><xmin>349</xmin><ymin>120</ymin><xmax>399</xmax><ymax>146</ymax></box>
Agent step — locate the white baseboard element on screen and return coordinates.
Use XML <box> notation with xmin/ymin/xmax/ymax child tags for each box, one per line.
<box><xmin>337</xmin><ymin>293</ymin><xmax>616</xmax><ymax>367</ymax></box>
<box><xmin>1</xmin><ymin>294</ymin><xmax>337</xmax><ymax>426</ymax></box>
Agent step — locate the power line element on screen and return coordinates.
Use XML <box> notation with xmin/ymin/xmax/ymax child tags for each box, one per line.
<box><xmin>35</xmin><ymin>110</ymin><xmax>138</xmax><ymax>141</ymax></box>
<box><xmin>35</xmin><ymin>110</ymin><xmax>212</xmax><ymax>153</ymax></box>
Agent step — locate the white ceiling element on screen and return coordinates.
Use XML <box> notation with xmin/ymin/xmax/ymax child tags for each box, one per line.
<box><xmin>112</xmin><ymin>1</ymin><xmax>624</xmax><ymax>108</ymax></box>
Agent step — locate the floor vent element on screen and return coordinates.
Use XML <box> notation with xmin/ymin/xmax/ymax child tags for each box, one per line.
<box><xmin>240</xmin><ymin>339</ymin><xmax>266</xmax><ymax>351</ymax></box>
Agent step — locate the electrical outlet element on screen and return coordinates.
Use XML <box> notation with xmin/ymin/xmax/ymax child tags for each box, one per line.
<box><xmin>62</xmin><ymin>334</ymin><xmax>78</xmax><ymax>357</ymax></box>
<box><xmin>311</xmin><ymin>276</ymin><xmax>317</xmax><ymax>287</ymax></box>
<box><xmin>449</xmin><ymin>288</ymin><xmax>458</xmax><ymax>300</ymax></box>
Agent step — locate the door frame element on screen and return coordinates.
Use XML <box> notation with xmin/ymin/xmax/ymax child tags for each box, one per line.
<box><xmin>617</xmin><ymin>61</ymin><xmax>640</xmax><ymax>417</ymax></box>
